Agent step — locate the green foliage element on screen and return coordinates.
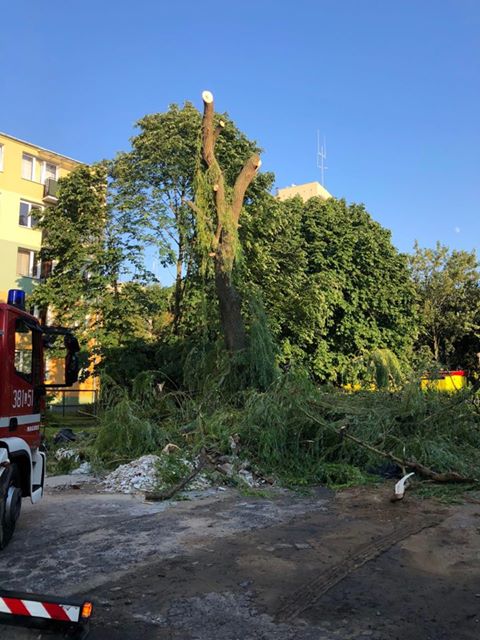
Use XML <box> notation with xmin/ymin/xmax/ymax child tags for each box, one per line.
<box><xmin>30</xmin><ymin>164</ymin><xmax>109</xmax><ymax>331</ymax></box>
<box><xmin>246</xmin><ymin>297</ymin><xmax>279</xmax><ymax>391</ymax></box>
<box><xmin>409</xmin><ymin>242</ymin><xmax>480</xmax><ymax>371</ymax></box>
<box><xmin>241</xmin><ymin>196</ymin><xmax>417</xmax><ymax>383</ymax></box>
<box><xmin>154</xmin><ymin>451</ymin><xmax>194</xmax><ymax>489</ymax></box>
<box><xmin>230</xmin><ymin>372</ymin><xmax>480</xmax><ymax>486</ymax></box>
<box><xmin>94</xmin><ymin>372</ymin><xmax>171</xmax><ymax>465</ymax></box>
<box><xmin>47</xmin><ymin>453</ymin><xmax>79</xmax><ymax>476</ymax></box>
<box><xmin>30</xmin><ymin>164</ymin><xmax>165</xmax><ymax>374</ymax></box>
<box><xmin>412</xmin><ymin>482</ymin><xmax>479</xmax><ymax>503</ymax></box>
<box><xmin>90</xmin><ymin>361</ymin><xmax>480</xmax><ymax>492</ymax></box>
<box><xmin>94</xmin><ymin>397</ymin><xmax>159</xmax><ymax>466</ymax></box>
<box><xmin>368</xmin><ymin>348</ymin><xmax>404</xmax><ymax>389</ymax></box>
<box><xmin>112</xmin><ymin>102</ymin><xmax>274</xmax><ymax>331</ymax></box>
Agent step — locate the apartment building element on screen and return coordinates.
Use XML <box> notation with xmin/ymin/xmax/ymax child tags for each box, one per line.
<box><xmin>0</xmin><ymin>132</ymin><xmax>80</xmax><ymax>302</ymax></box>
<box><xmin>277</xmin><ymin>181</ymin><xmax>332</xmax><ymax>202</ymax></box>
<box><xmin>0</xmin><ymin>133</ymin><xmax>97</xmax><ymax>407</ymax></box>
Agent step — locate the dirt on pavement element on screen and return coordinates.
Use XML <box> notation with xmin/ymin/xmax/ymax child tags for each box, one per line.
<box><xmin>1</xmin><ymin>482</ymin><xmax>480</xmax><ymax>639</ymax></box>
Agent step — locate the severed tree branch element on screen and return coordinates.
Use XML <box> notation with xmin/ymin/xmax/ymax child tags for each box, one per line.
<box><xmin>183</xmin><ymin>199</ymin><xmax>201</xmax><ymax>216</ymax></box>
<box><xmin>301</xmin><ymin>408</ymin><xmax>477</xmax><ymax>484</ymax></box>
<box><xmin>214</xmin><ymin>120</ymin><xmax>225</xmax><ymax>145</ymax></box>
<box><xmin>338</xmin><ymin>427</ymin><xmax>476</xmax><ymax>484</ymax></box>
<box><xmin>232</xmin><ymin>154</ymin><xmax>262</xmax><ymax>225</ymax></box>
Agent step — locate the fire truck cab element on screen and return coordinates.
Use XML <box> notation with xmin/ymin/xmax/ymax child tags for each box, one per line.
<box><xmin>0</xmin><ymin>290</ymin><xmax>79</xmax><ymax>549</ymax></box>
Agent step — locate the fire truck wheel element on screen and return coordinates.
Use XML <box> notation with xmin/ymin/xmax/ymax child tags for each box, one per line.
<box><xmin>0</xmin><ymin>464</ymin><xmax>21</xmax><ymax>550</ymax></box>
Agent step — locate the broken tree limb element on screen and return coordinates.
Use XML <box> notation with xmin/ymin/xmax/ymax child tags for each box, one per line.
<box><xmin>184</xmin><ymin>199</ymin><xmax>202</xmax><ymax>216</ymax></box>
<box><xmin>144</xmin><ymin>452</ymin><xmax>207</xmax><ymax>502</ymax></box>
<box><xmin>300</xmin><ymin>408</ymin><xmax>477</xmax><ymax>484</ymax></box>
<box><xmin>232</xmin><ymin>155</ymin><xmax>262</xmax><ymax>225</ymax></box>
<box><xmin>337</xmin><ymin>426</ymin><xmax>476</xmax><ymax>483</ymax></box>
<box><xmin>214</xmin><ymin>120</ymin><xmax>225</xmax><ymax>144</ymax></box>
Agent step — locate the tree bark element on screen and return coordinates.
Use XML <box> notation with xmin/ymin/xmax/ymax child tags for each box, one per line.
<box><xmin>199</xmin><ymin>90</ymin><xmax>260</xmax><ymax>354</ymax></box>
<box><xmin>173</xmin><ymin>239</ymin><xmax>184</xmax><ymax>333</ymax></box>
<box><xmin>215</xmin><ymin>256</ymin><xmax>247</xmax><ymax>352</ymax></box>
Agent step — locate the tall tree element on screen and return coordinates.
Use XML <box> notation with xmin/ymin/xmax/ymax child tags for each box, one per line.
<box><xmin>31</xmin><ymin>163</ymin><xmax>110</xmax><ymax>336</ymax></box>
<box><xmin>409</xmin><ymin>242</ymin><xmax>480</xmax><ymax>369</ymax></box>
<box><xmin>112</xmin><ymin>100</ymin><xmax>272</xmax><ymax>333</ymax></box>
<box><xmin>242</xmin><ymin>196</ymin><xmax>418</xmax><ymax>382</ymax></box>
<box><xmin>189</xmin><ymin>91</ymin><xmax>262</xmax><ymax>353</ymax></box>
<box><xmin>30</xmin><ymin>164</ymin><xmax>158</xmax><ymax>355</ymax></box>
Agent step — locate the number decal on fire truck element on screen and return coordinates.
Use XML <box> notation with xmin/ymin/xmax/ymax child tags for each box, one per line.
<box><xmin>12</xmin><ymin>389</ymin><xmax>34</xmax><ymax>409</ymax></box>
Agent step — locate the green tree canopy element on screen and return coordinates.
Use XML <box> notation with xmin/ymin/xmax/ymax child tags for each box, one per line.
<box><xmin>30</xmin><ymin>164</ymin><xmax>167</xmax><ymax>361</ymax></box>
<box><xmin>241</xmin><ymin>196</ymin><xmax>418</xmax><ymax>382</ymax></box>
<box><xmin>409</xmin><ymin>242</ymin><xmax>480</xmax><ymax>370</ymax></box>
<box><xmin>111</xmin><ymin>102</ymin><xmax>273</xmax><ymax>331</ymax></box>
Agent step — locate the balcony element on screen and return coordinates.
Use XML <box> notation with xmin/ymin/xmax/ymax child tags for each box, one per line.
<box><xmin>43</xmin><ymin>178</ymin><xmax>59</xmax><ymax>204</ymax></box>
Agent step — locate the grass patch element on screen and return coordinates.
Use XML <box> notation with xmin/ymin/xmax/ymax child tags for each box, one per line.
<box><xmin>412</xmin><ymin>482</ymin><xmax>480</xmax><ymax>504</ymax></box>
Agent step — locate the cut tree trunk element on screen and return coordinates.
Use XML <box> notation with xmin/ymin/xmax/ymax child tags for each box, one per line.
<box><xmin>215</xmin><ymin>259</ymin><xmax>246</xmax><ymax>353</ymax></box>
<box><xmin>196</xmin><ymin>90</ymin><xmax>261</xmax><ymax>354</ymax></box>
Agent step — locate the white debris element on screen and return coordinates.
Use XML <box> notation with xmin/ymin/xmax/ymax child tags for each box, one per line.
<box><xmin>238</xmin><ymin>469</ymin><xmax>258</xmax><ymax>487</ymax></box>
<box><xmin>70</xmin><ymin>461</ymin><xmax>92</xmax><ymax>475</ymax></box>
<box><xmin>55</xmin><ymin>448</ymin><xmax>79</xmax><ymax>462</ymax></box>
<box><xmin>102</xmin><ymin>454</ymin><xmax>211</xmax><ymax>495</ymax></box>
<box><xmin>216</xmin><ymin>455</ymin><xmax>265</xmax><ymax>488</ymax></box>
<box><xmin>103</xmin><ymin>455</ymin><xmax>160</xmax><ymax>493</ymax></box>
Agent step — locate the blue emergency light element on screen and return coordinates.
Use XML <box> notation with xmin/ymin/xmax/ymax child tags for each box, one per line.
<box><xmin>7</xmin><ymin>289</ymin><xmax>26</xmax><ymax>310</ymax></box>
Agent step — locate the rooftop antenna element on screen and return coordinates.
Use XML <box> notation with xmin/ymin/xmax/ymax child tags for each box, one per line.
<box><xmin>316</xmin><ymin>130</ymin><xmax>328</xmax><ymax>186</ymax></box>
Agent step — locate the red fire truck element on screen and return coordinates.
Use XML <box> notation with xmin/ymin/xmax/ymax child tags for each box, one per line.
<box><xmin>0</xmin><ymin>289</ymin><xmax>80</xmax><ymax>549</ymax></box>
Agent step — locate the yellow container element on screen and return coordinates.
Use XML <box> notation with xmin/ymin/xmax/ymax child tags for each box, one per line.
<box><xmin>420</xmin><ymin>370</ymin><xmax>467</xmax><ymax>392</ymax></box>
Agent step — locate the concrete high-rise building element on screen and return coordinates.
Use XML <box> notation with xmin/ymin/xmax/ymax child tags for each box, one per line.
<box><xmin>277</xmin><ymin>181</ymin><xmax>332</xmax><ymax>202</ymax></box>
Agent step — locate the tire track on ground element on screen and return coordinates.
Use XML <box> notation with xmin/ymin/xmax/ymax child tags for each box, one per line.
<box><xmin>276</xmin><ymin>515</ymin><xmax>444</xmax><ymax>622</ymax></box>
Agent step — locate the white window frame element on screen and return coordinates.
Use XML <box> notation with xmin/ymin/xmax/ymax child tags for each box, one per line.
<box><xmin>41</xmin><ymin>160</ymin><xmax>58</xmax><ymax>184</ymax></box>
<box><xmin>22</xmin><ymin>153</ymin><xmax>36</xmax><ymax>181</ymax></box>
<box><xmin>17</xmin><ymin>248</ymin><xmax>41</xmax><ymax>279</ymax></box>
<box><xmin>19</xmin><ymin>200</ymin><xmax>42</xmax><ymax>228</ymax></box>
<box><xmin>0</xmin><ymin>144</ymin><xmax>4</xmax><ymax>171</ymax></box>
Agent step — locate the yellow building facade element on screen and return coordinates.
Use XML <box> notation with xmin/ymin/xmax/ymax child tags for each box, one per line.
<box><xmin>0</xmin><ymin>133</ymin><xmax>97</xmax><ymax>407</ymax></box>
<box><xmin>0</xmin><ymin>132</ymin><xmax>80</xmax><ymax>301</ymax></box>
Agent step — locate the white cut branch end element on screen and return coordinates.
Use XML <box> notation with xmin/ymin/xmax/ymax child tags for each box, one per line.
<box><xmin>202</xmin><ymin>90</ymin><xmax>214</xmax><ymax>103</ymax></box>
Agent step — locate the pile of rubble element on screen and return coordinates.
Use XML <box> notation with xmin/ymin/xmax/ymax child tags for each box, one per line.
<box><xmin>101</xmin><ymin>435</ymin><xmax>273</xmax><ymax>495</ymax></box>
<box><xmin>102</xmin><ymin>454</ymin><xmax>211</xmax><ymax>494</ymax></box>
<box><xmin>215</xmin><ymin>458</ymin><xmax>264</xmax><ymax>488</ymax></box>
<box><xmin>214</xmin><ymin>435</ymin><xmax>271</xmax><ymax>489</ymax></box>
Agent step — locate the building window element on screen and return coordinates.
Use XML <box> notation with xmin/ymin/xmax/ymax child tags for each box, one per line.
<box><xmin>22</xmin><ymin>153</ymin><xmax>35</xmax><ymax>180</ymax></box>
<box><xmin>0</xmin><ymin>144</ymin><xmax>4</xmax><ymax>171</ymax></box>
<box><xmin>17</xmin><ymin>248</ymin><xmax>40</xmax><ymax>279</ymax></box>
<box><xmin>42</xmin><ymin>161</ymin><xmax>57</xmax><ymax>184</ymax></box>
<box><xmin>14</xmin><ymin>319</ymin><xmax>33</xmax><ymax>382</ymax></box>
<box><xmin>19</xmin><ymin>200</ymin><xmax>42</xmax><ymax>228</ymax></box>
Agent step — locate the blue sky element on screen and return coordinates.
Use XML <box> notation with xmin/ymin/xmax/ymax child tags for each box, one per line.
<box><xmin>2</xmin><ymin>0</ymin><xmax>479</xmax><ymax>273</ymax></box>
